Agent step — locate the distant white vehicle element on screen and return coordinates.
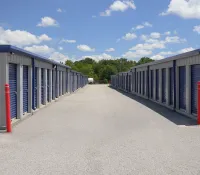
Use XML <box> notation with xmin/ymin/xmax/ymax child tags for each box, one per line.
<box><xmin>88</xmin><ymin>78</ymin><xmax>94</xmax><ymax>84</ymax></box>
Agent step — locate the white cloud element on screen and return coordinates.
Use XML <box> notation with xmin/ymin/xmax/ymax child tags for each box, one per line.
<box><xmin>145</xmin><ymin>39</ymin><xmax>160</xmax><ymax>43</ymax></box>
<box><xmin>141</xmin><ymin>33</ymin><xmax>161</xmax><ymax>41</ymax></box>
<box><xmin>123</xmin><ymin>50</ymin><xmax>152</xmax><ymax>59</ymax></box>
<box><xmin>172</xmin><ymin>30</ymin><xmax>178</xmax><ymax>35</ymax></box>
<box><xmin>77</xmin><ymin>45</ymin><xmax>95</xmax><ymax>52</ymax></box>
<box><xmin>82</xmin><ymin>53</ymin><xmax>114</xmax><ymax>61</ymax></box>
<box><xmin>122</xmin><ymin>33</ymin><xmax>137</xmax><ymax>40</ymax></box>
<box><xmin>130</xmin><ymin>42</ymin><xmax>165</xmax><ymax>51</ymax></box>
<box><xmin>58</xmin><ymin>46</ymin><xmax>63</xmax><ymax>50</ymax></box>
<box><xmin>24</xmin><ymin>45</ymin><xmax>54</xmax><ymax>55</ymax></box>
<box><xmin>60</xmin><ymin>39</ymin><xmax>76</xmax><ymax>43</ymax></box>
<box><xmin>106</xmin><ymin>48</ymin><xmax>115</xmax><ymax>52</ymax></box>
<box><xmin>100</xmin><ymin>0</ymin><xmax>136</xmax><ymax>16</ymax></box>
<box><xmin>0</xmin><ymin>27</ymin><xmax>52</xmax><ymax>46</ymax></box>
<box><xmin>151</xmin><ymin>47</ymin><xmax>195</xmax><ymax>61</ymax></box>
<box><xmin>140</xmin><ymin>35</ymin><xmax>148</xmax><ymax>41</ymax></box>
<box><xmin>141</xmin><ymin>32</ymin><xmax>186</xmax><ymax>45</ymax></box>
<box><xmin>50</xmin><ymin>52</ymin><xmax>69</xmax><ymax>63</ymax></box>
<box><xmin>193</xmin><ymin>25</ymin><xmax>200</xmax><ymax>34</ymax></box>
<box><xmin>151</xmin><ymin>55</ymin><xmax>164</xmax><ymax>60</ymax></box>
<box><xmin>132</xmin><ymin>22</ymin><xmax>152</xmax><ymax>31</ymax></box>
<box><xmin>159</xmin><ymin>51</ymin><xmax>175</xmax><ymax>56</ymax></box>
<box><xmin>92</xmin><ymin>15</ymin><xmax>97</xmax><ymax>18</ymax></box>
<box><xmin>37</xmin><ymin>17</ymin><xmax>59</xmax><ymax>27</ymax></box>
<box><xmin>178</xmin><ymin>47</ymin><xmax>195</xmax><ymax>53</ymax></box>
<box><xmin>57</xmin><ymin>8</ymin><xmax>62</xmax><ymax>12</ymax></box>
<box><xmin>136</xmin><ymin>25</ymin><xmax>144</xmax><ymax>30</ymax></box>
<box><xmin>150</xmin><ymin>32</ymin><xmax>161</xmax><ymax>39</ymax></box>
<box><xmin>143</xmin><ymin>22</ymin><xmax>153</xmax><ymax>27</ymax></box>
<box><xmin>165</xmin><ymin>36</ymin><xmax>186</xmax><ymax>43</ymax></box>
<box><xmin>25</xmin><ymin>45</ymin><xmax>70</xmax><ymax>63</ymax></box>
<box><xmin>38</xmin><ymin>34</ymin><xmax>52</xmax><ymax>41</ymax></box>
<box><xmin>164</xmin><ymin>31</ymin><xmax>171</xmax><ymax>35</ymax></box>
<box><xmin>160</xmin><ymin>0</ymin><xmax>200</xmax><ymax>19</ymax></box>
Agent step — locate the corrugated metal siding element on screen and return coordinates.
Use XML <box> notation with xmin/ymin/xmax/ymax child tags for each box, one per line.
<box><xmin>191</xmin><ymin>64</ymin><xmax>200</xmax><ymax>115</ymax></box>
<box><xmin>35</xmin><ymin>60</ymin><xmax>52</xmax><ymax>69</ymax></box>
<box><xmin>150</xmin><ymin>70</ymin><xmax>154</xmax><ymax>99</ymax></box>
<box><xmin>162</xmin><ymin>68</ymin><xmax>166</xmax><ymax>103</ymax></box>
<box><xmin>179</xmin><ymin>66</ymin><xmax>186</xmax><ymax>110</ymax></box>
<box><xmin>9</xmin><ymin>63</ymin><xmax>17</xmax><ymax>118</ymax></box>
<box><xmin>169</xmin><ymin>67</ymin><xmax>174</xmax><ymax>106</ymax></box>
<box><xmin>8</xmin><ymin>53</ymin><xmax>31</xmax><ymax>65</ymax></box>
<box><xmin>156</xmin><ymin>69</ymin><xmax>159</xmax><ymax>101</ymax></box>
<box><xmin>23</xmin><ymin>65</ymin><xmax>29</xmax><ymax>113</ymax></box>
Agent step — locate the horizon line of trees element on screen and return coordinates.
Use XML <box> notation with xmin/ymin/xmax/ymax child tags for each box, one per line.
<box><xmin>65</xmin><ymin>57</ymin><xmax>154</xmax><ymax>83</ymax></box>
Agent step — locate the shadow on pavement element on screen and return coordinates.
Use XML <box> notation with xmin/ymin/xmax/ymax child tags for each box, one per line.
<box><xmin>109</xmin><ymin>86</ymin><xmax>197</xmax><ymax>126</ymax></box>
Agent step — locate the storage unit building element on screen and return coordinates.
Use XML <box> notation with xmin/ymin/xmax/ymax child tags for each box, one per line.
<box><xmin>0</xmin><ymin>45</ymin><xmax>88</xmax><ymax>129</ymax></box>
<box><xmin>111</xmin><ymin>48</ymin><xmax>200</xmax><ymax>120</ymax></box>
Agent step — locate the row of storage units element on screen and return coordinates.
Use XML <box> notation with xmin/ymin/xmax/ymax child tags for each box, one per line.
<box><xmin>0</xmin><ymin>45</ymin><xmax>88</xmax><ymax>129</ymax></box>
<box><xmin>111</xmin><ymin>49</ymin><xmax>200</xmax><ymax>120</ymax></box>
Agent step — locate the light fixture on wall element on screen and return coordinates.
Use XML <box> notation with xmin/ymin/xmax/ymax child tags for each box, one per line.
<box><xmin>9</xmin><ymin>52</ymin><xmax>15</xmax><ymax>55</ymax></box>
<box><xmin>52</xmin><ymin>64</ymin><xmax>57</xmax><ymax>69</ymax></box>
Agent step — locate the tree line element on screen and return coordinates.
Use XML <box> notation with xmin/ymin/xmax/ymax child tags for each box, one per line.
<box><xmin>65</xmin><ymin>57</ymin><xmax>154</xmax><ymax>83</ymax></box>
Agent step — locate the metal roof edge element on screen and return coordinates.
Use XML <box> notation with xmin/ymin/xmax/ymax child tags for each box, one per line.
<box><xmin>131</xmin><ymin>49</ymin><xmax>200</xmax><ymax>70</ymax></box>
<box><xmin>0</xmin><ymin>45</ymin><xmax>71</xmax><ymax>69</ymax></box>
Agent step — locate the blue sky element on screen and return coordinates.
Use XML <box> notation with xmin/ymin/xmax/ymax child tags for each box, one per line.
<box><xmin>0</xmin><ymin>0</ymin><xmax>200</xmax><ymax>62</ymax></box>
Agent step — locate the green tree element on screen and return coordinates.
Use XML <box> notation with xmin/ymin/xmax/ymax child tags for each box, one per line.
<box><xmin>64</xmin><ymin>57</ymin><xmax>152</xmax><ymax>84</ymax></box>
<box><xmin>99</xmin><ymin>65</ymin><xmax>117</xmax><ymax>81</ymax></box>
<box><xmin>136</xmin><ymin>57</ymin><xmax>154</xmax><ymax>66</ymax></box>
<box><xmin>65</xmin><ymin>60</ymin><xmax>74</xmax><ymax>67</ymax></box>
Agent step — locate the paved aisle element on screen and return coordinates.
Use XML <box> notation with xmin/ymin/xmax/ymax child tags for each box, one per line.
<box><xmin>0</xmin><ymin>85</ymin><xmax>200</xmax><ymax>175</ymax></box>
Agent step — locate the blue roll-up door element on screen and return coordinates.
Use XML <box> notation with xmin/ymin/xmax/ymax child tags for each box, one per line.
<box><xmin>142</xmin><ymin>71</ymin><xmax>145</xmax><ymax>95</ymax></box>
<box><xmin>162</xmin><ymin>68</ymin><xmax>166</xmax><ymax>103</ymax></box>
<box><xmin>34</xmin><ymin>67</ymin><xmax>38</xmax><ymax>109</ymax></box>
<box><xmin>191</xmin><ymin>65</ymin><xmax>200</xmax><ymax>114</ymax></box>
<box><xmin>23</xmin><ymin>66</ymin><xmax>28</xmax><ymax>113</ymax></box>
<box><xmin>156</xmin><ymin>69</ymin><xmax>159</xmax><ymax>101</ymax></box>
<box><xmin>179</xmin><ymin>66</ymin><xmax>186</xmax><ymax>110</ymax></box>
<box><xmin>41</xmin><ymin>68</ymin><xmax>44</xmax><ymax>105</ymax></box>
<box><xmin>150</xmin><ymin>70</ymin><xmax>154</xmax><ymax>99</ymax></box>
<box><xmin>169</xmin><ymin>67</ymin><xmax>174</xmax><ymax>106</ymax></box>
<box><xmin>9</xmin><ymin>63</ymin><xmax>17</xmax><ymax>119</ymax></box>
<box><xmin>47</xmin><ymin>69</ymin><xmax>50</xmax><ymax>102</ymax></box>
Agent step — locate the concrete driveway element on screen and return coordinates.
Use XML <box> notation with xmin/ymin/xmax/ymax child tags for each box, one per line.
<box><xmin>0</xmin><ymin>85</ymin><xmax>200</xmax><ymax>175</ymax></box>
